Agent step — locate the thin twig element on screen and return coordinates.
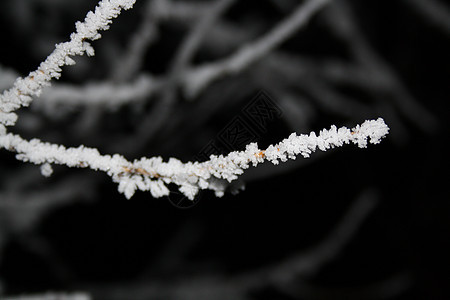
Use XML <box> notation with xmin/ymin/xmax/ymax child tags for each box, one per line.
<box><xmin>403</xmin><ymin>0</ymin><xmax>450</xmax><ymax>35</ymax></box>
<box><xmin>323</xmin><ymin>1</ymin><xmax>439</xmax><ymax>133</ymax></box>
<box><xmin>181</xmin><ymin>0</ymin><xmax>332</xmax><ymax>98</ymax></box>
<box><xmin>118</xmin><ymin>0</ymin><xmax>237</xmax><ymax>153</ymax></box>
<box><xmin>110</xmin><ymin>0</ymin><xmax>161</xmax><ymax>82</ymax></box>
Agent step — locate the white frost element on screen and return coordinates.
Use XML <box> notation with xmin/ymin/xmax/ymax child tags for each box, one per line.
<box><xmin>0</xmin><ymin>118</ymin><xmax>389</xmax><ymax>200</ymax></box>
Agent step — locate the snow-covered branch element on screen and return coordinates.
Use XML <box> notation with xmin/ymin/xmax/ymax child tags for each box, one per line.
<box><xmin>0</xmin><ymin>118</ymin><xmax>389</xmax><ymax>200</ymax></box>
<box><xmin>0</xmin><ymin>0</ymin><xmax>136</xmax><ymax>129</ymax></box>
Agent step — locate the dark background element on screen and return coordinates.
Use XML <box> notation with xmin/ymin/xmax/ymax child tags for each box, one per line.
<box><xmin>0</xmin><ymin>0</ymin><xmax>449</xmax><ymax>299</ymax></box>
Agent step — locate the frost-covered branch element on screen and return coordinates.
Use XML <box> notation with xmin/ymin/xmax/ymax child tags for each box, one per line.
<box><xmin>0</xmin><ymin>118</ymin><xmax>389</xmax><ymax>200</ymax></box>
<box><xmin>0</xmin><ymin>0</ymin><xmax>136</xmax><ymax>129</ymax></box>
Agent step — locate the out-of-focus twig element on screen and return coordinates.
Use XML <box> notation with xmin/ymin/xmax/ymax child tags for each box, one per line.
<box><xmin>116</xmin><ymin>0</ymin><xmax>237</xmax><ymax>152</ymax></box>
<box><xmin>110</xmin><ymin>0</ymin><xmax>160</xmax><ymax>82</ymax></box>
<box><xmin>277</xmin><ymin>272</ymin><xmax>412</xmax><ymax>300</ymax></box>
<box><xmin>323</xmin><ymin>1</ymin><xmax>439</xmax><ymax>133</ymax></box>
<box><xmin>181</xmin><ymin>0</ymin><xmax>332</xmax><ymax>98</ymax></box>
<box><xmin>403</xmin><ymin>0</ymin><xmax>450</xmax><ymax>35</ymax></box>
<box><xmin>236</xmin><ymin>188</ymin><xmax>380</xmax><ymax>288</ymax></box>
<box><xmin>33</xmin><ymin>74</ymin><xmax>161</xmax><ymax>113</ymax></box>
<box><xmin>1</xmin><ymin>292</ymin><xmax>90</xmax><ymax>300</ymax></box>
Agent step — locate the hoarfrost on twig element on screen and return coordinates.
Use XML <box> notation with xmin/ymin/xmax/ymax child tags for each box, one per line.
<box><xmin>0</xmin><ymin>118</ymin><xmax>389</xmax><ymax>200</ymax></box>
<box><xmin>0</xmin><ymin>0</ymin><xmax>137</xmax><ymax>127</ymax></box>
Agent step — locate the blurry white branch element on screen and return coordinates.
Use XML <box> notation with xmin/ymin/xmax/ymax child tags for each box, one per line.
<box><xmin>182</xmin><ymin>0</ymin><xmax>332</xmax><ymax>98</ymax></box>
<box><xmin>128</xmin><ymin>0</ymin><xmax>238</xmax><ymax>149</ymax></box>
<box><xmin>231</xmin><ymin>188</ymin><xmax>380</xmax><ymax>291</ymax></box>
<box><xmin>34</xmin><ymin>74</ymin><xmax>161</xmax><ymax>112</ymax></box>
<box><xmin>110</xmin><ymin>0</ymin><xmax>160</xmax><ymax>82</ymax></box>
<box><xmin>404</xmin><ymin>0</ymin><xmax>450</xmax><ymax>35</ymax></box>
<box><xmin>323</xmin><ymin>1</ymin><xmax>438</xmax><ymax>133</ymax></box>
<box><xmin>2</xmin><ymin>293</ymin><xmax>90</xmax><ymax>300</ymax></box>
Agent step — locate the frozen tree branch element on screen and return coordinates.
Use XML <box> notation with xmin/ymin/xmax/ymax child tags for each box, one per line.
<box><xmin>0</xmin><ymin>119</ymin><xmax>389</xmax><ymax>200</ymax></box>
<box><xmin>0</xmin><ymin>0</ymin><xmax>136</xmax><ymax>129</ymax></box>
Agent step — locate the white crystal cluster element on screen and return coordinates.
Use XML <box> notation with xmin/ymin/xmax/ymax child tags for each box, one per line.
<box><xmin>0</xmin><ymin>119</ymin><xmax>389</xmax><ymax>200</ymax></box>
<box><xmin>0</xmin><ymin>0</ymin><xmax>136</xmax><ymax>132</ymax></box>
<box><xmin>122</xmin><ymin>118</ymin><xmax>389</xmax><ymax>199</ymax></box>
